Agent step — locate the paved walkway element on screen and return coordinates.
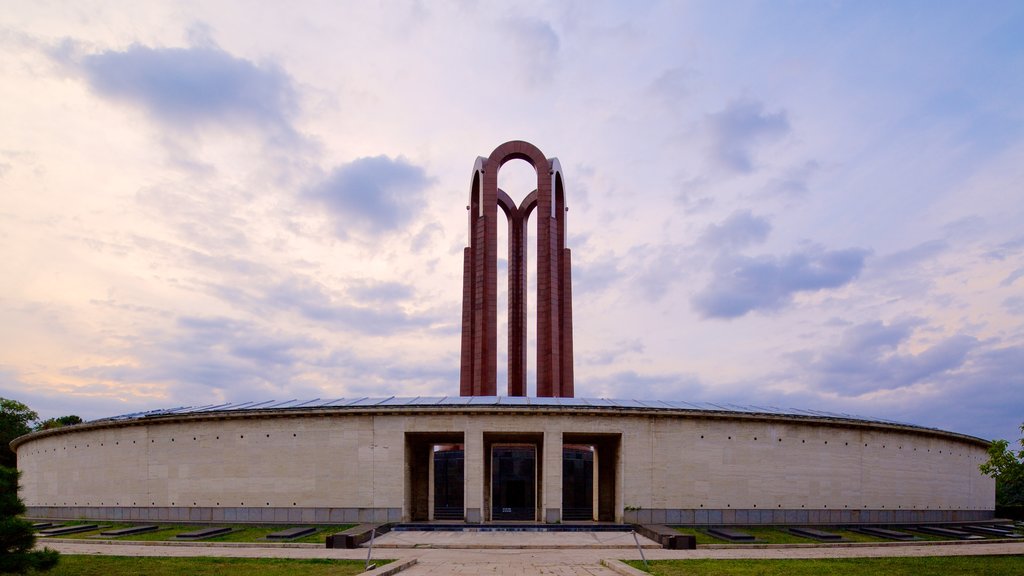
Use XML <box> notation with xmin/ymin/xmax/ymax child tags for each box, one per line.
<box><xmin>40</xmin><ymin>532</ymin><xmax>1024</xmax><ymax>576</ymax></box>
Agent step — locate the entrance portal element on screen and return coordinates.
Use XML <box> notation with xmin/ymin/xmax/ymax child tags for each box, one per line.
<box><xmin>563</xmin><ymin>433</ymin><xmax>620</xmax><ymax>522</ymax></box>
<box><xmin>562</xmin><ymin>445</ymin><xmax>594</xmax><ymax>521</ymax></box>
<box><xmin>433</xmin><ymin>445</ymin><xmax>464</xmax><ymax>520</ymax></box>
<box><xmin>405</xmin><ymin>432</ymin><xmax>464</xmax><ymax>522</ymax></box>
<box><xmin>491</xmin><ymin>445</ymin><xmax>536</xmax><ymax>521</ymax></box>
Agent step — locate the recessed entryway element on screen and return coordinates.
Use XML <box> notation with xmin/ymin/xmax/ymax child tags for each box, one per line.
<box><xmin>563</xmin><ymin>433</ymin><xmax>620</xmax><ymax>522</ymax></box>
<box><xmin>484</xmin><ymin>432</ymin><xmax>543</xmax><ymax>522</ymax></box>
<box><xmin>405</xmin><ymin>432</ymin><xmax>465</xmax><ymax>522</ymax></box>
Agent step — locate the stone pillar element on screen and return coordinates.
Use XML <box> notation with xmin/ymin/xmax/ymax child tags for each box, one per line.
<box><xmin>543</xmin><ymin>430</ymin><xmax>562</xmax><ymax>523</ymax></box>
<box><xmin>463</xmin><ymin>428</ymin><xmax>484</xmax><ymax>523</ymax></box>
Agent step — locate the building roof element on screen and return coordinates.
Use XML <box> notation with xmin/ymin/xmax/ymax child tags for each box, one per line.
<box><xmin>98</xmin><ymin>396</ymin><xmax>916</xmax><ymax>427</ymax></box>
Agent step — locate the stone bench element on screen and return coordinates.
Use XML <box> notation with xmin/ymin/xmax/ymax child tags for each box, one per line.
<box><xmin>912</xmin><ymin>526</ymin><xmax>984</xmax><ymax>540</ymax></box>
<box><xmin>100</xmin><ymin>525</ymin><xmax>160</xmax><ymax>536</ymax></box>
<box><xmin>707</xmin><ymin>527</ymin><xmax>755</xmax><ymax>542</ymax></box>
<box><xmin>789</xmin><ymin>527</ymin><xmax>842</xmax><ymax>541</ymax></box>
<box><xmin>961</xmin><ymin>525</ymin><xmax>1021</xmax><ymax>538</ymax></box>
<box><xmin>851</xmin><ymin>526</ymin><xmax>916</xmax><ymax>540</ymax></box>
<box><xmin>38</xmin><ymin>524</ymin><xmax>99</xmax><ymax>536</ymax></box>
<box><xmin>267</xmin><ymin>526</ymin><xmax>317</xmax><ymax>540</ymax></box>
<box><xmin>325</xmin><ymin>523</ymin><xmax>391</xmax><ymax>549</ymax></box>
<box><xmin>174</xmin><ymin>526</ymin><xmax>232</xmax><ymax>539</ymax></box>
<box><xmin>633</xmin><ymin>524</ymin><xmax>696</xmax><ymax>549</ymax></box>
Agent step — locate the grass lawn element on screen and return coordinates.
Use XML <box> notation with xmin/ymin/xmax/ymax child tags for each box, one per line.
<box><xmin>46</xmin><ymin>555</ymin><xmax>385</xmax><ymax>576</ymax></box>
<box><xmin>626</xmin><ymin>555</ymin><xmax>1024</xmax><ymax>575</ymax></box>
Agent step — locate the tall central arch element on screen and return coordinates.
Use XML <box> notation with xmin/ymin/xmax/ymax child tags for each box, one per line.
<box><xmin>460</xmin><ymin>141</ymin><xmax>574</xmax><ymax>398</ymax></box>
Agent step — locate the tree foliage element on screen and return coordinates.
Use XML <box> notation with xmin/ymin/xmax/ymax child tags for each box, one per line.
<box><xmin>34</xmin><ymin>415</ymin><xmax>83</xmax><ymax>431</ymax></box>
<box><xmin>979</xmin><ymin>423</ymin><xmax>1024</xmax><ymax>507</ymax></box>
<box><xmin>0</xmin><ymin>399</ymin><xmax>38</xmax><ymax>470</ymax></box>
<box><xmin>0</xmin><ymin>466</ymin><xmax>59</xmax><ymax>573</ymax></box>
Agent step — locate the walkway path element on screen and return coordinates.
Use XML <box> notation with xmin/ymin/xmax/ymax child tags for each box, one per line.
<box><xmin>40</xmin><ymin>532</ymin><xmax>1024</xmax><ymax>576</ymax></box>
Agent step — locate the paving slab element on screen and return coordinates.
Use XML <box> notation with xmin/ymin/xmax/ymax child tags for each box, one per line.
<box><xmin>37</xmin><ymin>534</ymin><xmax>1024</xmax><ymax>575</ymax></box>
<box><xmin>371</xmin><ymin>530</ymin><xmax>660</xmax><ymax>549</ymax></box>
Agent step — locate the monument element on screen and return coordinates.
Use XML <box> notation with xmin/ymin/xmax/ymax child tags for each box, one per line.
<box><xmin>460</xmin><ymin>141</ymin><xmax>573</xmax><ymax>398</ymax></box>
<box><xmin>11</xmin><ymin>141</ymin><xmax>994</xmax><ymax>527</ymax></box>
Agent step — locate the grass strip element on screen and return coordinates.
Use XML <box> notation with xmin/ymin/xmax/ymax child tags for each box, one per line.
<box><xmin>626</xmin><ymin>555</ymin><xmax>1024</xmax><ymax>575</ymax></box>
<box><xmin>48</xmin><ymin>555</ymin><xmax>384</xmax><ymax>576</ymax></box>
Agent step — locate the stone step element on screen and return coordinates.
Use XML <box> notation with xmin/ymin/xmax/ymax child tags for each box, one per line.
<box><xmin>707</xmin><ymin>527</ymin><xmax>755</xmax><ymax>542</ymax></box>
<box><xmin>175</xmin><ymin>526</ymin><xmax>232</xmax><ymax>539</ymax></box>
<box><xmin>851</xmin><ymin>526</ymin><xmax>916</xmax><ymax>540</ymax></box>
<box><xmin>267</xmin><ymin>526</ymin><xmax>316</xmax><ymax>539</ymax></box>
<box><xmin>789</xmin><ymin>527</ymin><xmax>842</xmax><ymax>541</ymax></box>
<box><xmin>99</xmin><ymin>525</ymin><xmax>160</xmax><ymax>536</ymax></box>
<box><xmin>38</xmin><ymin>524</ymin><xmax>99</xmax><ymax>536</ymax></box>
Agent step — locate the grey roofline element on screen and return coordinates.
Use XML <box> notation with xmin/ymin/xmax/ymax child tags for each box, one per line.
<box><xmin>11</xmin><ymin>396</ymin><xmax>991</xmax><ymax>451</ymax></box>
<box><xmin>98</xmin><ymin>396</ymin><xmax>912</xmax><ymax>428</ymax></box>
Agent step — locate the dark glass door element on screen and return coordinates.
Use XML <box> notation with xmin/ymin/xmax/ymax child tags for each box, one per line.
<box><xmin>433</xmin><ymin>446</ymin><xmax>464</xmax><ymax>520</ymax></box>
<box><xmin>562</xmin><ymin>445</ymin><xmax>594</xmax><ymax>521</ymax></box>
<box><xmin>491</xmin><ymin>445</ymin><xmax>536</xmax><ymax>521</ymax></box>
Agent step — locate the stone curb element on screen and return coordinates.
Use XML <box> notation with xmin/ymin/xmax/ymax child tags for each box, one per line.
<box><xmin>356</xmin><ymin>558</ymin><xmax>417</xmax><ymax>576</ymax></box>
<box><xmin>601</xmin><ymin>559</ymin><xmax>650</xmax><ymax>576</ymax></box>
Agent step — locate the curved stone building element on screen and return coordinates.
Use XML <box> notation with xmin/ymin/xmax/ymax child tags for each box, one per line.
<box><xmin>13</xmin><ymin>397</ymin><xmax>993</xmax><ymax>524</ymax></box>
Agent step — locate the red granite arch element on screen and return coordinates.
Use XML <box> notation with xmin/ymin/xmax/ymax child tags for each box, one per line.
<box><xmin>460</xmin><ymin>141</ymin><xmax>573</xmax><ymax>397</ymax></box>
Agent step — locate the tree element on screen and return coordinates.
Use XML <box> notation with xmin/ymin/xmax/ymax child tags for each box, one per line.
<box><xmin>0</xmin><ymin>466</ymin><xmax>58</xmax><ymax>573</ymax></box>
<box><xmin>979</xmin><ymin>423</ymin><xmax>1024</xmax><ymax>507</ymax></box>
<box><xmin>0</xmin><ymin>399</ymin><xmax>39</xmax><ymax>470</ymax></box>
<box><xmin>34</xmin><ymin>415</ymin><xmax>83</xmax><ymax>431</ymax></box>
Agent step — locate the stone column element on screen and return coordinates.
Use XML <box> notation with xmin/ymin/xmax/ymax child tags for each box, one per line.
<box><xmin>543</xmin><ymin>430</ymin><xmax>562</xmax><ymax>523</ymax></box>
<box><xmin>463</xmin><ymin>428</ymin><xmax>484</xmax><ymax>523</ymax></box>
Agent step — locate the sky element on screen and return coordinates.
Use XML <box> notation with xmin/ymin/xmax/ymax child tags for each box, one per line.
<box><xmin>1</xmin><ymin>1</ymin><xmax>1023</xmax><ymax>443</ymax></box>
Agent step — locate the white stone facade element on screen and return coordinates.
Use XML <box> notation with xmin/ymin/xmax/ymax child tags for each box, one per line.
<box><xmin>13</xmin><ymin>404</ymin><xmax>994</xmax><ymax>524</ymax></box>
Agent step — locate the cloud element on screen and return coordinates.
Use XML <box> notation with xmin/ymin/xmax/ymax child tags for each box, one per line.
<box><xmin>649</xmin><ymin>66</ymin><xmax>694</xmax><ymax>104</ymax></box>
<box><xmin>871</xmin><ymin>240</ymin><xmax>949</xmax><ymax>273</ymax></box>
<box><xmin>693</xmin><ymin>246</ymin><xmax>869</xmax><ymax>318</ymax></box>
<box><xmin>306</xmin><ymin>155</ymin><xmax>433</xmax><ymax>239</ymax></box>
<box><xmin>632</xmin><ymin>243</ymin><xmax>688</xmax><ymax>302</ymax></box>
<box><xmin>766</xmin><ymin>160</ymin><xmax>821</xmax><ymax>200</ymax></box>
<box><xmin>502</xmin><ymin>17</ymin><xmax>560</xmax><ymax>86</ymax></box>
<box><xmin>707</xmin><ymin>98</ymin><xmax>790</xmax><ymax>173</ymax></box>
<box><xmin>73</xmin><ymin>44</ymin><xmax>299</xmax><ymax>141</ymax></box>
<box><xmin>411</xmin><ymin>222</ymin><xmax>444</xmax><ymax>254</ymax></box>
<box><xmin>984</xmin><ymin>235</ymin><xmax>1024</xmax><ymax>261</ymax></box>
<box><xmin>697</xmin><ymin>210</ymin><xmax>771</xmax><ymax>250</ymax></box>
<box><xmin>1001</xmin><ymin>267</ymin><xmax>1024</xmax><ymax>287</ymax></box>
<box><xmin>57</xmin><ymin>314</ymin><xmax>320</xmax><ymax>407</ymax></box>
<box><xmin>789</xmin><ymin>326</ymin><xmax>1018</xmax><ymax>441</ymax></box>
<box><xmin>584</xmin><ymin>370</ymin><xmax>704</xmax><ymax>400</ymax></box>
<box><xmin>588</xmin><ymin>338</ymin><xmax>645</xmax><ymax>366</ymax></box>
<box><xmin>1005</xmin><ymin>296</ymin><xmax>1024</xmax><ymax>315</ymax></box>
<box><xmin>797</xmin><ymin>319</ymin><xmax>977</xmax><ymax>395</ymax></box>
<box><xmin>347</xmin><ymin>280</ymin><xmax>415</xmax><ymax>303</ymax></box>
<box><xmin>265</xmin><ymin>277</ymin><xmax>438</xmax><ymax>335</ymax></box>
<box><xmin>572</xmin><ymin>256</ymin><xmax>623</xmax><ymax>294</ymax></box>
